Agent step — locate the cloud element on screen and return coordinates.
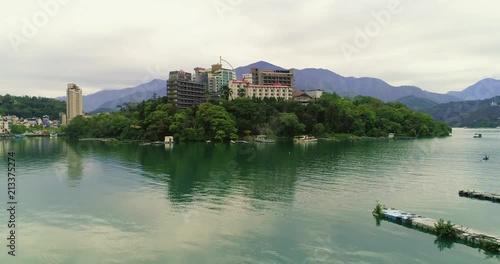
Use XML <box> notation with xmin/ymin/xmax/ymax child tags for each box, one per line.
<box><xmin>0</xmin><ymin>0</ymin><xmax>499</xmax><ymax>97</ymax></box>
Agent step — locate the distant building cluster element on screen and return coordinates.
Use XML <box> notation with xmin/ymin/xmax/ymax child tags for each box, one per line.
<box><xmin>59</xmin><ymin>60</ymin><xmax>325</xmax><ymax>117</ymax></box>
<box><xmin>0</xmin><ymin>114</ymin><xmax>62</xmax><ymax>135</ymax></box>
<box><xmin>166</xmin><ymin>57</ymin><xmax>323</xmax><ymax>109</ymax></box>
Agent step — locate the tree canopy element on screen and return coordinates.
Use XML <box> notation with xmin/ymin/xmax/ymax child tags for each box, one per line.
<box><xmin>65</xmin><ymin>93</ymin><xmax>452</xmax><ymax>141</ymax></box>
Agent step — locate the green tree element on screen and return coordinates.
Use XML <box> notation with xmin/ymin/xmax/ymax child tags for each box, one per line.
<box><xmin>9</xmin><ymin>124</ymin><xmax>27</xmax><ymax>134</ymax></box>
<box><xmin>220</xmin><ymin>85</ymin><xmax>232</xmax><ymax>100</ymax></box>
<box><xmin>196</xmin><ymin>103</ymin><xmax>237</xmax><ymax>141</ymax></box>
<box><xmin>237</xmin><ymin>88</ymin><xmax>246</xmax><ymax>98</ymax></box>
<box><xmin>278</xmin><ymin>112</ymin><xmax>305</xmax><ymax>137</ymax></box>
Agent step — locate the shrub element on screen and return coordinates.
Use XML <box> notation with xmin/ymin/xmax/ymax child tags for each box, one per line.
<box><xmin>434</xmin><ymin>218</ymin><xmax>457</xmax><ymax>239</ymax></box>
<box><xmin>373</xmin><ymin>203</ymin><xmax>383</xmax><ymax>217</ymax></box>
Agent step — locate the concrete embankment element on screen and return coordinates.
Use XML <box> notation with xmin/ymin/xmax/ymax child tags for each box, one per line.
<box><xmin>459</xmin><ymin>190</ymin><xmax>500</xmax><ymax>203</ymax></box>
<box><xmin>373</xmin><ymin>207</ymin><xmax>500</xmax><ymax>253</ymax></box>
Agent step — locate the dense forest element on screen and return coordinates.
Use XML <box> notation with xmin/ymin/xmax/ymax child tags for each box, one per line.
<box><xmin>65</xmin><ymin>93</ymin><xmax>452</xmax><ymax>141</ymax></box>
<box><xmin>423</xmin><ymin>96</ymin><xmax>500</xmax><ymax>128</ymax></box>
<box><xmin>0</xmin><ymin>94</ymin><xmax>65</xmax><ymax>118</ymax></box>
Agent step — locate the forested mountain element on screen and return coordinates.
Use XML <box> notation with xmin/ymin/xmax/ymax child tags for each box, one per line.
<box><xmin>396</xmin><ymin>96</ymin><xmax>439</xmax><ymax>112</ymax></box>
<box><xmin>235</xmin><ymin>61</ymin><xmax>461</xmax><ymax>103</ymax></box>
<box><xmin>424</xmin><ymin>96</ymin><xmax>500</xmax><ymax>127</ymax></box>
<box><xmin>0</xmin><ymin>94</ymin><xmax>65</xmax><ymax>118</ymax></box>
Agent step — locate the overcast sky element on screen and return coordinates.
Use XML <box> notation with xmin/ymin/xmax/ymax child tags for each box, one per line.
<box><xmin>0</xmin><ymin>0</ymin><xmax>498</xmax><ymax>97</ymax></box>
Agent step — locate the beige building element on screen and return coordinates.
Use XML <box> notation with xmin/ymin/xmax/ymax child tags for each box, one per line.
<box><xmin>60</xmin><ymin>113</ymin><xmax>67</xmax><ymax>126</ymax></box>
<box><xmin>66</xmin><ymin>83</ymin><xmax>83</xmax><ymax>124</ymax></box>
<box><xmin>228</xmin><ymin>79</ymin><xmax>293</xmax><ymax>101</ymax></box>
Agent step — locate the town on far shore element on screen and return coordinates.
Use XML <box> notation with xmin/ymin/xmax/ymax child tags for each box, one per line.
<box><xmin>0</xmin><ymin>57</ymin><xmax>323</xmax><ymax>136</ymax></box>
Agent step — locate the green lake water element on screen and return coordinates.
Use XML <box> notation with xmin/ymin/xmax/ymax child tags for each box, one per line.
<box><xmin>0</xmin><ymin>128</ymin><xmax>499</xmax><ymax>263</ymax></box>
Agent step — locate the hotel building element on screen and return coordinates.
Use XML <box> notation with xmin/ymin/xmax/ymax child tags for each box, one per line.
<box><xmin>167</xmin><ymin>70</ymin><xmax>207</xmax><ymax>109</ymax></box>
<box><xmin>250</xmin><ymin>68</ymin><xmax>295</xmax><ymax>89</ymax></box>
<box><xmin>194</xmin><ymin>63</ymin><xmax>236</xmax><ymax>93</ymax></box>
<box><xmin>228</xmin><ymin>78</ymin><xmax>293</xmax><ymax>101</ymax></box>
<box><xmin>66</xmin><ymin>83</ymin><xmax>83</xmax><ymax>124</ymax></box>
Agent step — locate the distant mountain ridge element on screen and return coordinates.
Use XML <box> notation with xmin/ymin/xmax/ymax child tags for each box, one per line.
<box><xmin>57</xmin><ymin>79</ymin><xmax>166</xmax><ymax>113</ymax></box>
<box><xmin>396</xmin><ymin>95</ymin><xmax>439</xmax><ymax>112</ymax></box>
<box><xmin>447</xmin><ymin>78</ymin><xmax>500</xmax><ymax>101</ymax></box>
<box><xmin>235</xmin><ymin>61</ymin><xmax>461</xmax><ymax>103</ymax></box>
<box><xmin>423</xmin><ymin>96</ymin><xmax>500</xmax><ymax>127</ymax></box>
<box><xmin>56</xmin><ymin>61</ymin><xmax>499</xmax><ymax>115</ymax></box>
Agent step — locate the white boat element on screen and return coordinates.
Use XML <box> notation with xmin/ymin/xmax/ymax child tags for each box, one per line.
<box><xmin>382</xmin><ymin>209</ymin><xmax>416</xmax><ymax>222</ymax></box>
<box><xmin>50</xmin><ymin>133</ymin><xmax>57</xmax><ymax>137</ymax></box>
<box><xmin>294</xmin><ymin>135</ymin><xmax>318</xmax><ymax>142</ymax></box>
<box><xmin>255</xmin><ymin>135</ymin><xmax>275</xmax><ymax>143</ymax></box>
<box><xmin>473</xmin><ymin>133</ymin><xmax>482</xmax><ymax>138</ymax></box>
<box><xmin>231</xmin><ymin>140</ymin><xmax>248</xmax><ymax>144</ymax></box>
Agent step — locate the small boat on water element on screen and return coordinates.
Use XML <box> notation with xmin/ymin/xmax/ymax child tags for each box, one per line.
<box><xmin>483</xmin><ymin>155</ymin><xmax>489</xmax><ymax>161</ymax></box>
<box><xmin>230</xmin><ymin>140</ymin><xmax>248</xmax><ymax>144</ymax></box>
<box><xmin>255</xmin><ymin>135</ymin><xmax>275</xmax><ymax>143</ymax></box>
<box><xmin>294</xmin><ymin>135</ymin><xmax>318</xmax><ymax>143</ymax></box>
<box><xmin>473</xmin><ymin>133</ymin><xmax>482</xmax><ymax>138</ymax></box>
<box><xmin>382</xmin><ymin>208</ymin><xmax>415</xmax><ymax>223</ymax></box>
<box><xmin>50</xmin><ymin>133</ymin><xmax>57</xmax><ymax>138</ymax></box>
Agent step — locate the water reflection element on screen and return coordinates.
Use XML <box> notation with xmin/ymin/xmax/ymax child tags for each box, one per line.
<box><xmin>434</xmin><ymin>238</ymin><xmax>455</xmax><ymax>251</ymax></box>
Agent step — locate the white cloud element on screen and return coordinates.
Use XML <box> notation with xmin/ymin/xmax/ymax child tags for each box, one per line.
<box><xmin>0</xmin><ymin>0</ymin><xmax>499</xmax><ymax>97</ymax></box>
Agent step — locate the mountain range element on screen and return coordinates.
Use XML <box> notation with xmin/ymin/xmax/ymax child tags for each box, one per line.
<box><xmin>57</xmin><ymin>79</ymin><xmax>166</xmax><ymax>114</ymax></box>
<box><xmin>56</xmin><ymin>61</ymin><xmax>500</xmax><ymax>114</ymax></box>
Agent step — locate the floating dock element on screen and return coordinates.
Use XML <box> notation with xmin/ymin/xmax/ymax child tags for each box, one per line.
<box><xmin>459</xmin><ymin>190</ymin><xmax>500</xmax><ymax>203</ymax></box>
<box><xmin>373</xmin><ymin>207</ymin><xmax>500</xmax><ymax>253</ymax></box>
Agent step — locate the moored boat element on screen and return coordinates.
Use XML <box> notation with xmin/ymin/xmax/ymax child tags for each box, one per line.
<box><xmin>231</xmin><ymin>140</ymin><xmax>248</xmax><ymax>144</ymax></box>
<box><xmin>294</xmin><ymin>135</ymin><xmax>318</xmax><ymax>143</ymax></box>
<box><xmin>255</xmin><ymin>135</ymin><xmax>275</xmax><ymax>143</ymax></box>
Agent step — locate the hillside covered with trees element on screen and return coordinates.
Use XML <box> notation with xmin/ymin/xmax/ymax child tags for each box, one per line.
<box><xmin>66</xmin><ymin>93</ymin><xmax>451</xmax><ymax>141</ymax></box>
<box><xmin>424</xmin><ymin>96</ymin><xmax>500</xmax><ymax>128</ymax></box>
<box><xmin>0</xmin><ymin>94</ymin><xmax>65</xmax><ymax>118</ymax></box>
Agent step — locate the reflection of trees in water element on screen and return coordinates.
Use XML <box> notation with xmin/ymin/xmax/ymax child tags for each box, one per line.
<box><xmin>45</xmin><ymin>140</ymin><xmax>305</xmax><ymax>209</ymax></box>
<box><xmin>482</xmin><ymin>249</ymin><xmax>500</xmax><ymax>260</ymax></box>
<box><xmin>434</xmin><ymin>238</ymin><xmax>455</xmax><ymax>252</ymax></box>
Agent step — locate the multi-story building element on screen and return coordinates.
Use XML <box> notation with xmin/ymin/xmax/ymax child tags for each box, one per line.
<box><xmin>66</xmin><ymin>83</ymin><xmax>83</xmax><ymax>124</ymax></box>
<box><xmin>167</xmin><ymin>70</ymin><xmax>207</xmax><ymax>109</ymax></box>
<box><xmin>228</xmin><ymin>79</ymin><xmax>293</xmax><ymax>101</ymax></box>
<box><xmin>250</xmin><ymin>68</ymin><xmax>295</xmax><ymax>89</ymax></box>
<box><xmin>60</xmin><ymin>113</ymin><xmax>67</xmax><ymax>126</ymax></box>
<box><xmin>194</xmin><ymin>62</ymin><xmax>236</xmax><ymax>93</ymax></box>
<box><xmin>42</xmin><ymin>115</ymin><xmax>50</xmax><ymax>127</ymax></box>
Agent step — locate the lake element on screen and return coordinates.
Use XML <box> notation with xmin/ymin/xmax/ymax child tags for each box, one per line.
<box><xmin>0</xmin><ymin>128</ymin><xmax>499</xmax><ymax>263</ymax></box>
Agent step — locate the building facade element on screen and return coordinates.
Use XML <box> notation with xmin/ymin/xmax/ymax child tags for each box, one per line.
<box><xmin>194</xmin><ymin>63</ymin><xmax>236</xmax><ymax>93</ymax></box>
<box><xmin>66</xmin><ymin>83</ymin><xmax>83</xmax><ymax>124</ymax></box>
<box><xmin>250</xmin><ymin>68</ymin><xmax>295</xmax><ymax>89</ymax></box>
<box><xmin>167</xmin><ymin>70</ymin><xmax>207</xmax><ymax>109</ymax></box>
<box><xmin>228</xmin><ymin>79</ymin><xmax>293</xmax><ymax>101</ymax></box>
<box><xmin>304</xmin><ymin>89</ymin><xmax>323</xmax><ymax>100</ymax></box>
<box><xmin>60</xmin><ymin>113</ymin><xmax>67</xmax><ymax>126</ymax></box>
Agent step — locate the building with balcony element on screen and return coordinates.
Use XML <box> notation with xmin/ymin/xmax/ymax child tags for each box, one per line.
<box><xmin>66</xmin><ymin>83</ymin><xmax>83</xmax><ymax>124</ymax></box>
<box><xmin>167</xmin><ymin>70</ymin><xmax>207</xmax><ymax>109</ymax></box>
<box><xmin>228</xmin><ymin>79</ymin><xmax>293</xmax><ymax>101</ymax></box>
<box><xmin>194</xmin><ymin>62</ymin><xmax>236</xmax><ymax>93</ymax></box>
<box><xmin>250</xmin><ymin>68</ymin><xmax>295</xmax><ymax>89</ymax></box>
